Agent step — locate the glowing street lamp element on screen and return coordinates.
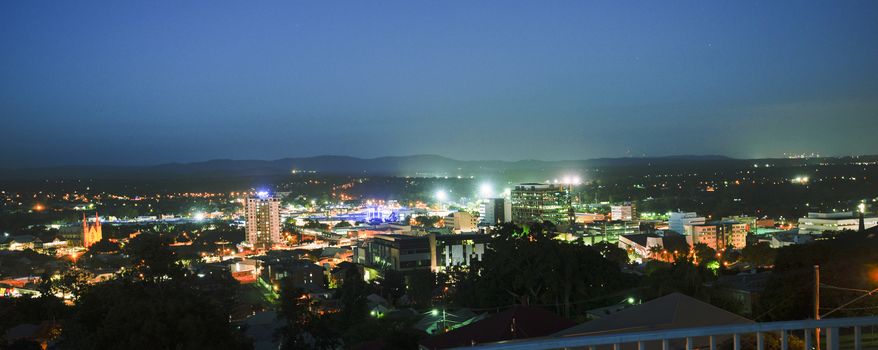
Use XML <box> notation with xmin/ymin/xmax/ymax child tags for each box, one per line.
<box><xmin>859</xmin><ymin>202</ymin><xmax>867</xmax><ymax>214</ymax></box>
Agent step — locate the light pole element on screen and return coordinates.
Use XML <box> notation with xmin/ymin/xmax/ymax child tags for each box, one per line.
<box><xmin>815</xmin><ymin>265</ymin><xmax>820</xmax><ymax>350</ymax></box>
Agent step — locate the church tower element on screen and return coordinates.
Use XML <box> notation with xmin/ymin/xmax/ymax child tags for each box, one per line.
<box><xmin>82</xmin><ymin>212</ymin><xmax>102</xmax><ymax>248</ymax></box>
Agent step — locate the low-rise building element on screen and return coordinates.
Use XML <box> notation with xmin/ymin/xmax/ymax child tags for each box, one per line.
<box><xmin>611</xmin><ymin>203</ymin><xmax>637</xmax><ymax>221</ymax></box>
<box><xmin>429</xmin><ymin>233</ymin><xmax>490</xmax><ymax>272</ymax></box>
<box><xmin>583</xmin><ymin>220</ymin><xmax>640</xmax><ymax>245</ymax></box>
<box><xmin>797</xmin><ymin>212</ymin><xmax>878</xmax><ymax>234</ymax></box>
<box><xmin>355</xmin><ymin>234</ymin><xmax>432</xmax><ymax>271</ymax></box>
<box><xmin>668</xmin><ymin>212</ymin><xmax>706</xmax><ymax>234</ymax></box>
<box><xmin>618</xmin><ymin>232</ymin><xmax>689</xmax><ymax>263</ymax></box>
<box><xmin>445</xmin><ymin>211</ymin><xmax>479</xmax><ymax>233</ymax></box>
<box><xmin>685</xmin><ymin>221</ymin><xmax>748</xmax><ymax>250</ymax></box>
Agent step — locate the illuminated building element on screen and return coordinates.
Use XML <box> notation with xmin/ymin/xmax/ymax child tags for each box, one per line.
<box><xmin>668</xmin><ymin>212</ymin><xmax>706</xmax><ymax>234</ymax></box>
<box><xmin>584</xmin><ymin>220</ymin><xmax>640</xmax><ymax>245</ymax></box>
<box><xmin>618</xmin><ymin>232</ymin><xmax>689</xmax><ymax>263</ymax></box>
<box><xmin>444</xmin><ymin>211</ymin><xmax>478</xmax><ymax>233</ymax></box>
<box><xmin>684</xmin><ymin>221</ymin><xmax>748</xmax><ymax>250</ymax></box>
<box><xmin>82</xmin><ymin>212</ymin><xmax>102</xmax><ymax>248</ymax></box>
<box><xmin>356</xmin><ymin>232</ymin><xmax>491</xmax><ymax>272</ymax></box>
<box><xmin>480</xmin><ymin>198</ymin><xmax>512</xmax><ymax>226</ymax></box>
<box><xmin>797</xmin><ymin>211</ymin><xmax>878</xmax><ymax>234</ymax></box>
<box><xmin>510</xmin><ymin>183</ymin><xmax>572</xmax><ymax>225</ymax></box>
<box><xmin>356</xmin><ymin>234</ymin><xmax>431</xmax><ymax>271</ymax></box>
<box><xmin>722</xmin><ymin>215</ymin><xmax>756</xmax><ymax>234</ymax></box>
<box><xmin>611</xmin><ymin>203</ymin><xmax>636</xmax><ymax>221</ymax></box>
<box><xmin>429</xmin><ymin>232</ymin><xmax>490</xmax><ymax>272</ymax></box>
<box><xmin>245</xmin><ymin>193</ymin><xmax>282</xmax><ymax>249</ymax></box>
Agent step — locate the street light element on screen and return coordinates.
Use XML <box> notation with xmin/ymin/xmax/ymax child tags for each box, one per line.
<box><xmin>479</xmin><ymin>183</ymin><xmax>493</xmax><ymax>198</ymax></box>
<box><xmin>435</xmin><ymin>190</ymin><xmax>448</xmax><ymax>202</ymax></box>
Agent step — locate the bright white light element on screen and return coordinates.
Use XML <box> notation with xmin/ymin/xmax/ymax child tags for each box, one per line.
<box><xmin>503</xmin><ymin>188</ymin><xmax>511</xmax><ymax>197</ymax></box>
<box><xmin>573</xmin><ymin>176</ymin><xmax>582</xmax><ymax>185</ymax></box>
<box><xmin>859</xmin><ymin>203</ymin><xmax>867</xmax><ymax>214</ymax></box>
<box><xmin>479</xmin><ymin>183</ymin><xmax>493</xmax><ymax>198</ymax></box>
<box><xmin>193</xmin><ymin>212</ymin><xmax>205</xmax><ymax>221</ymax></box>
<box><xmin>435</xmin><ymin>190</ymin><xmax>448</xmax><ymax>202</ymax></box>
<box><xmin>563</xmin><ymin>177</ymin><xmax>572</xmax><ymax>185</ymax></box>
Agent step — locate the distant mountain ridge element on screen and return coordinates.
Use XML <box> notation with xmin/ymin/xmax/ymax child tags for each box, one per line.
<box><xmin>0</xmin><ymin>154</ymin><xmax>741</xmax><ymax>180</ymax></box>
<box><xmin>3</xmin><ymin>153</ymin><xmax>877</xmax><ymax>182</ymax></box>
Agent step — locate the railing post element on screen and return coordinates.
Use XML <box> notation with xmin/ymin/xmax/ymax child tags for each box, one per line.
<box><xmin>757</xmin><ymin>332</ymin><xmax>765</xmax><ymax>350</ymax></box>
<box><xmin>805</xmin><ymin>329</ymin><xmax>812</xmax><ymax>350</ymax></box>
<box><xmin>826</xmin><ymin>327</ymin><xmax>839</xmax><ymax>350</ymax></box>
<box><xmin>662</xmin><ymin>339</ymin><xmax>670</xmax><ymax>350</ymax></box>
<box><xmin>781</xmin><ymin>330</ymin><xmax>788</xmax><ymax>350</ymax></box>
<box><xmin>613</xmin><ymin>343</ymin><xmax>620</xmax><ymax>350</ymax></box>
<box><xmin>637</xmin><ymin>341</ymin><xmax>646</xmax><ymax>350</ymax></box>
<box><xmin>855</xmin><ymin>326</ymin><xmax>862</xmax><ymax>350</ymax></box>
<box><xmin>733</xmin><ymin>333</ymin><xmax>741</xmax><ymax>350</ymax></box>
<box><xmin>686</xmin><ymin>337</ymin><xmax>693</xmax><ymax>350</ymax></box>
<box><xmin>709</xmin><ymin>335</ymin><xmax>716</xmax><ymax>350</ymax></box>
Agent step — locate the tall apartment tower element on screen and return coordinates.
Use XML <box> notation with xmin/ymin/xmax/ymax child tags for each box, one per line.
<box><xmin>245</xmin><ymin>193</ymin><xmax>281</xmax><ymax>249</ymax></box>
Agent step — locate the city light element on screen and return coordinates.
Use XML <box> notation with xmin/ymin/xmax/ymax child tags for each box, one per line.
<box><xmin>435</xmin><ymin>190</ymin><xmax>448</xmax><ymax>202</ymax></box>
<box><xmin>860</xmin><ymin>203</ymin><xmax>867</xmax><ymax>214</ymax></box>
<box><xmin>791</xmin><ymin>176</ymin><xmax>809</xmax><ymax>184</ymax></box>
<box><xmin>479</xmin><ymin>183</ymin><xmax>494</xmax><ymax>198</ymax></box>
<box><xmin>256</xmin><ymin>191</ymin><xmax>270</xmax><ymax>199</ymax></box>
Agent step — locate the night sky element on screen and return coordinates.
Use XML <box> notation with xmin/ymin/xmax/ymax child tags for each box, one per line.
<box><xmin>2</xmin><ymin>1</ymin><xmax>877</xmax><ymax>167</ymax></box>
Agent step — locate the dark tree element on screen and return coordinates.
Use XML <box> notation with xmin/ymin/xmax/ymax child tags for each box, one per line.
<box><xmin>123</xmin><ymin>233</ymin><xmax>186</xmax><ymax>282</ymax></box>
<box><xmin>60</xmin><ymin>280</ymin><xmax>252</xmax><ymax>350</ymax></box>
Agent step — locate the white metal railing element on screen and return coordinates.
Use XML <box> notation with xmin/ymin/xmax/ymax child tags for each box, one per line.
<box><xmin>449</xmin><ymin>316</ymin><xmax>878</xmax><ymax>350</ymax></box>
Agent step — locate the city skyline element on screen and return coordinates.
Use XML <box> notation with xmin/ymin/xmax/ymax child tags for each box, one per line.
<box><xmin>3</xmin><ymin>1</ymin><xmax>878</xmax><ymax>167</ymax></box>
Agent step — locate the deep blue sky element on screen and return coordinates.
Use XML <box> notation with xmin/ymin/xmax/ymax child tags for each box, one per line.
<box><xmin>2</xmin><ymin>1</ymin><xmax>877</xmax><ymax>167</ymax></box>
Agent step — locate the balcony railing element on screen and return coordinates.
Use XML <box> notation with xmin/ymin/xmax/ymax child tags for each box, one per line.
<box><xmin>450</xmin><ymin>316</ymin><xmax>878</xmax><ymax>350</ymax></box>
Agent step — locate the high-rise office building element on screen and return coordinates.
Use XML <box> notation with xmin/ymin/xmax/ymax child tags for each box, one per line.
<box><xmin>481</xmin><ymin>198</ymin><xmax>512</xmax><ymax>225</ymax></box>
<box><xmin>511</xmin><ymin>183</ymin><xmax>572</xmax><ymax>225</ymax></box>
<box><xmin>245</xmin><ymin>193</ymin><xmax>282</xmax><ymax>249</ymax></box>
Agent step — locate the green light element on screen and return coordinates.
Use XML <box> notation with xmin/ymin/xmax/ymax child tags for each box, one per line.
<box><xmin>627</xmin><ymin>297</ymin><xmax>635</xmax><ymax>304</ymax></box>
<box><xmin>431</xmin><ymin>309</ymin><xmax>439</xmax><ymax>316</ymax></box>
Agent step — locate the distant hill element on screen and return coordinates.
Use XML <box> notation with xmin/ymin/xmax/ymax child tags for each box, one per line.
<box><xmin>0</xmin><ymin>154</ymin><xmax>740</xmax><ymax>181</ymax></box>
<box><xmin>16</xmin><ymin>153</ymin><xmax>878</xmax><ymax>182</ymax></box>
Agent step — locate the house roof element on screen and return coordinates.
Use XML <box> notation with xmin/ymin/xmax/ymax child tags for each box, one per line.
<box><xmin>554</xmin><ymin>293</ymin><xmax>752</xmax><ymax>337</ymax></box>
<box><xmin>419</xmin><ymin>306</ymin><xmax>576</xmax><ymax>349</ymax></box>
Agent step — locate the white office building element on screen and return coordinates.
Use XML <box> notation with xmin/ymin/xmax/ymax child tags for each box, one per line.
<box><xmin>669</xmin><ymin>212</ymin><xmax>706</xmax><ymax>234</ymax></box>
<box><xmin>798</xmin><ymin>212</ymin><xmax>878</xmax><ymax>234</ymax></box>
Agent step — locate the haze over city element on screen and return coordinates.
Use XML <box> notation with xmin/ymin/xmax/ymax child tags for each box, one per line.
<box><xmin>3</xmin><ymin>1</ymin><xmax>878</xmax><ymax>167</ymax></box>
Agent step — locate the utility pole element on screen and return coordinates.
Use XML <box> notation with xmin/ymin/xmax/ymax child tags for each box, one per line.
<box><xmin>815</xmin><ymin>264</ymin><xmax>821</xmax><ymax>350</ymax></box>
